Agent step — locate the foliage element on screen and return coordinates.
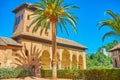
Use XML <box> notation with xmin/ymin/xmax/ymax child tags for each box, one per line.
<box><xmin>15</xmin><ymin>43</ymin><xmax>41</xmax><ymax>76</ymax></box>
<box><xmin>86</xmin><ymin>40</ymin><xmax>118</xmax><ymax>69</ymax></box>
<box><xmin>41</xmin><ymin>69</ymin><xmax>120</xmax><ymax>80</ymax></box>
<box><xmin>97</xmin><ymin>10</ymin><xmax>120</xmax><ymax>42</ymax></box>
<box><xmin>41</xmin><ymin>70</ymin><xmax>52</xmax><ymax>77</ymax></box>
<box><xmin>28</xmin><ymin>0</ymin><xmax>78</xmax><ymax>36</ymax></box>
<box><xmin>0</xmin><ymin>67</ymin><xmax>30</xmax><ymax>79</ymax></box>
<box><xmin>82</xmin><ymin>69</ymin><xmax>120</xmax><ymax>80</ymax></box>
<box><xmin>29</xmin><ymin>0</ymin><xmax>79</xmax><ymax>78</ymax></box>
<box><xmin>99</xmin><ymin>39</ymin><xmax>119</xmax><ymax>51</ymax></box>
<box><xmin>86</xmin><ymin>52</ymin><xmax>112</xmax><ymax>69</ymax></box>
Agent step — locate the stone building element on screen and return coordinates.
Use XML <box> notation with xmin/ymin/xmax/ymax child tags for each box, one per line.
<box><xmin>109</xmin><ymin>44</ymin><xmax>120</xmax><ymax>68</ymax></box>
<box><xmin>0</xmin><ymin>3</ymin><xmax>87</xmax><ymax>70</ymax></box>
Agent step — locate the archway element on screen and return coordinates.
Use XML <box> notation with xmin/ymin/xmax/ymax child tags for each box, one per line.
<box><xmin>78</xmin><ymin>55</ymin><xmax>83</xmax><ymax>69</ymax></box>
<box><xmin>61</xmin><ymin>49</ymin><xmax>70</xmax><ymax>69</ymax></box>
<box><xmin>40</xmin><ymin>50</ymin><xmax>50</xmax><ymax>69</ymax></box>
<box><xmin>72</xmin><ymin>54</ymin><xmax>77</xmax><ymax>69</ymax></box>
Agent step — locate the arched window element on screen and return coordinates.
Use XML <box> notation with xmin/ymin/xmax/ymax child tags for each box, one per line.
<box><xmin>61</xmin><ymin>49</ymin><xmax>70</xmax><ymax>69</ymax></box>
<box><xmin>40</xmin><ymin>50</ymin><xmax>50</xmax><ymax>69</ymax></box>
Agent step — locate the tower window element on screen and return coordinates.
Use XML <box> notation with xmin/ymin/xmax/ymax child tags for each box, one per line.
<box><xmin>18</xmin><ymin>16</ymin><xmax>20</xmax><ymax>24</ymax></box>
<box><xmin>21</xmin><ymin>14</ymin><xmax>23</xmax><ymax>20</ymax></box>
<box><xmin>15</xmin><ymin>16</ymin><xmax>21</xmax><ymax>25</ymax></box>
<box><xmin>26</xmin><ymin>26</ymin><xmax>29</xmax><ymax>32</ymax></box>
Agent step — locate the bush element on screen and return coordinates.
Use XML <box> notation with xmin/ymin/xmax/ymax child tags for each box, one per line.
<box><xmin>41</xmin><ymin>69</ymin><xmax>120</xmax><ymax>80</ymax></box>
<box><xmin>57</xmin><ymin>70</ymin><xmax>71</xmax><ymax>78</ymax></box>
<box><xmin>81</xmin><ymin>69</ymin><xmax>120</xmax><ymax>80</ymax></box>
<box><xmin>41</xmin><ymin>70</ymin><xmax>52</xmax><ymax>77</ymax></box>
<box><xmin>41</xmin><ymin>70</ymin><xmax>71</xmax><ymax>78</ymax></box>
<box><xmin>0</xmin><ymin>67</ymin><xmax>30</xmax><ymax>79</ymax></box>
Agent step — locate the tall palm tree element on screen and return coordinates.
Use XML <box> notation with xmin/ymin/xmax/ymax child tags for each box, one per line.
<box><xmin>28</xmin><ymin>0</ymin><xmax>78</xmax><ymax>78</ymax></box>
<box><xmin>97</xmin><ymin>10</ymin><xmax>120</xmax><ymax>42</ymax></box>
<box><xmin>15</xmin><ymin>43</ymin><xmax>41</xmax><ymax>76</ymax></box>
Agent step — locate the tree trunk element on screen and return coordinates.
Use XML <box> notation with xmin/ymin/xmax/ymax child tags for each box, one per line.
<box><xmin>51</xmin><ymin>21</ymin><xmax>57</xmax><ymax>79</ymax></box>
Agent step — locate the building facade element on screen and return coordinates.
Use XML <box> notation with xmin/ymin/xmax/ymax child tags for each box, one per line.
<box><xmin>0</xmin><ymin>3</ymin><xmax>87</xmax><ymax>70</ymax></box>
<box><xmin>109</xmin><ymin>44</ymin><xmax>120</xmax><ymax>68</ymax></box>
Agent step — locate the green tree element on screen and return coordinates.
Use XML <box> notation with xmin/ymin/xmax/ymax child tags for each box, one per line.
<box><xmin>97</xmin><ymin>10</ymin><xmax>120</xmax><ymax>42</ymax></box>
<box><xmin>98</xmin><ymin>39</ymin><xmax>119</xmax><ymax>52</ymax></box>
<box><xmin>86</xmin><ymin>52</ymin><xmax>112</xmax><ymax>69</ymax></box>
<box><xmin>28</xmin><ymin>0</ymin><xmax>78</xmax><ymax>78</ymax></box>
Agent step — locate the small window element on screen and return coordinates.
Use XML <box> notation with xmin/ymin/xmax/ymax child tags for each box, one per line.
<box><xmin>18</xmin><ymin>16</ymin><xmax>20</xmax><ymax>24</ymax></box>
<box><xmin>21</xmin><ymin>14</ymin><xmax>23</xmax><ymax>20</ymax></box>
<box><xmin>15</xmin><ymin>53</ymin><xmax>18</xmax><ymax>56</ymax></box>
<box><xmin>48</xmin><ymin>26</ymin><xmax>50</xmax><ymax>29</ymax></box>
<box><xmin>32</xmin><ymin>58</ymin><xmax>34</xmax><ymax>61</ymax></box>
<box><xmin>25</xmin><ymin>50</ymin><xmax>29</xmax><ymax>56</ymax></box>
<box><xmin>27</xmin><ymin>15</ymin><xmax>30</xmax><ymax>20</ymax></box>
<box><xmin>26</xmin><ymin>26</ymin><xmax>29</xmax><ymax>32</ymax></box>
<box><xmin>15</xmin><ymin>16</ymin><xmax>21</xmax><ymax>25</ymax></box>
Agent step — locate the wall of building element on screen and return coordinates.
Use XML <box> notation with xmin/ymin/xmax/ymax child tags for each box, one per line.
<box><xmin>111</xmin><ymin>50</ymin><xmax>120</xmax><ymax>68</ymax></box>
<box><xmin>20</xmin><ymin>39</ymin><xmax>86</xmax><ymax>70</ymax></box>
<box><xmin>0</xmin><ymin>47</ymin><xmax>21</xmax><ymax>68</ymax></box>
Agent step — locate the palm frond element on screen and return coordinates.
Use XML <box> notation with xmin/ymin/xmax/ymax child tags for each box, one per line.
<box><xmin>28</xmin><ymin>15</ymin><xmax>41</xmax><ymax>28</ymax></box>
<box><xmin>65</xmin><ymin>18</ymin><xmax>77</xmax><ymax>33</ymax></box>
<box><xmin>57</xmin><ymin>21</ymin><xmax>63</xmax><ymax>33</ymax></box>
<box><xmin>60</xmin><ymin>18</ymin><xmax>69</xmax><ymax>36</ymax></box>
<box><xmin>63</xmin><ymin>4</ymin><xmax>79</xmax><ymax>10</ymax></box>
<box><xmin>102</xmin><ymin>31</ymin><xmax>117</xmax><ymax>42</ymax></box>
<box><xmin>106</xmin><ymin>10</ymin><xmax>119</xmax><ymax>23</ymax></box>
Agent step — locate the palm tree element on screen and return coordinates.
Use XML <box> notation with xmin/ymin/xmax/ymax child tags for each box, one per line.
<box><xmin>97</xmin><ymin>10</ymin><xmax>120</xmax><ymax>42</ymax></box>
<box><xmin>15</xmin><ymin>43</ymin><xmax>41</xmax><ymax>76</ymax></box>
<box><xmin>28</xmin><ymin>0</ymin><xmax>78</xmax><ymax>78</ymax></box>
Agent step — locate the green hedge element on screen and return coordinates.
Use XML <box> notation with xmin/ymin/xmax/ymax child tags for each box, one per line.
<box><xmin>82</xmin><ymin>69</ymin><xmax>120</xmax><ymax>80</ymax></box>
<box><xmin>41</xmin><ymin>69</ymin><xmax>120</xmax><ymax>80</ymax></box>
<box><xmin>0</xmin><ymin>67</ymin><xmax>30</xmax><ymax>79</ymax></box>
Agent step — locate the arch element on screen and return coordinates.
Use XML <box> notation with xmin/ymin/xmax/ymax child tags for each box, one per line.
<box><xmin>78</xmin><ymin>55</ymin><xmax>83</xmax><ymax>69</ymax></box>
<box><xmin>61</xmin><ymin>49</ymin><xmax>70</xmax><ymax>69</ymax></box>
<box><xmin>72</xmin><ymin>54</ymin><xmax>77</xmax><ymax>68</ymax></box>
<box><xmin>40</xmin><ymin>50</ymin><xmax>50</xmax><ymax>69</ymax></box>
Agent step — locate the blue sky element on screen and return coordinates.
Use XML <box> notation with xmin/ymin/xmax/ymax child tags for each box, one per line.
<box><xmin>0</xmin><ymin>0</ymin><xmax>120</xmax><ymax>53</ymax></box>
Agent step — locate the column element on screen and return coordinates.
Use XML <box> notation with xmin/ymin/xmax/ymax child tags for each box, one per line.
<box><xmin>50</xmin><ymin>46</ymin><xmax>52</xmax><ymax>69</ymax></box>
<box><xmin>70</xmin><ymin>50</ymin><xmax>72</xmax><ymax>69</ymax></box>
<box><xmin>82</xmin><ymin>52</ymin><xmax>86</xmax><ymax>69</ymax></box>
<box><xmin>77</xmin><ymin>51</ymin><xmax>79</xmax><ymax>69</ymax></box>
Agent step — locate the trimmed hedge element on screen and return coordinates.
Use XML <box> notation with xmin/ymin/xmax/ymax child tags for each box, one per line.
<box><xmin>0</xmin><ymin>68</ymin><xmax>30</xmax><ymax>79</ymax></box>
<box><xmin>41</xmin><ymin>69</ymin><xmax>120</xmax><ymax>80</ymax></box>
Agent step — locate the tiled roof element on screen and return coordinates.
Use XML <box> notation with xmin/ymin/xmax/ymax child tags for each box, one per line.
<box><xmin>12</xmin><ymin>2</ymin><xmax>37</xmax><ymax>13</ymax></box>
<box><xmin>12</xmin><ymin>34</ymin><xmax>87</xmax><ymax>50</ymax></box>
<box><xmin>109</xmin><ymin>44</ymin><xmax>120</xmax><ymax>52</ymax></box>
<box><xmin>56</xmin><ymin>37</ymin><xmax>87</xmax><ymax>49</ymax></box>
<box><xmin>0</xmin><ymin>37</ymin><xmax>22</xmax><ymax>46</ymax></box>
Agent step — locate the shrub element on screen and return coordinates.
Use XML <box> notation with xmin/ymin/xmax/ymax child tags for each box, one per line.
<box><xmin>41</xmin><ymin>70</ymin><xmax>52</xmax><ymax>77</ymax></box>
<box><xmin>41</xmin><ymin>69</ymin><xmax>120</xmax><ymax>80</ymax></box>
<box><xmin>0</xmin><ymin>67</ymin><xmax>30</xmax><ymax>79</ymax></box>
<box><xmin>82</xmin><ymin>69</ymin><xmax>120</xmax><ymax>80</ymax></box>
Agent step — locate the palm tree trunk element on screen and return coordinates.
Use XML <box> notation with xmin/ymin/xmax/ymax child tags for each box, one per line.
<box><xmin>51</xmin><ymin>21</ymin><xmax>57</xmax><ymax>79</ymax></box>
